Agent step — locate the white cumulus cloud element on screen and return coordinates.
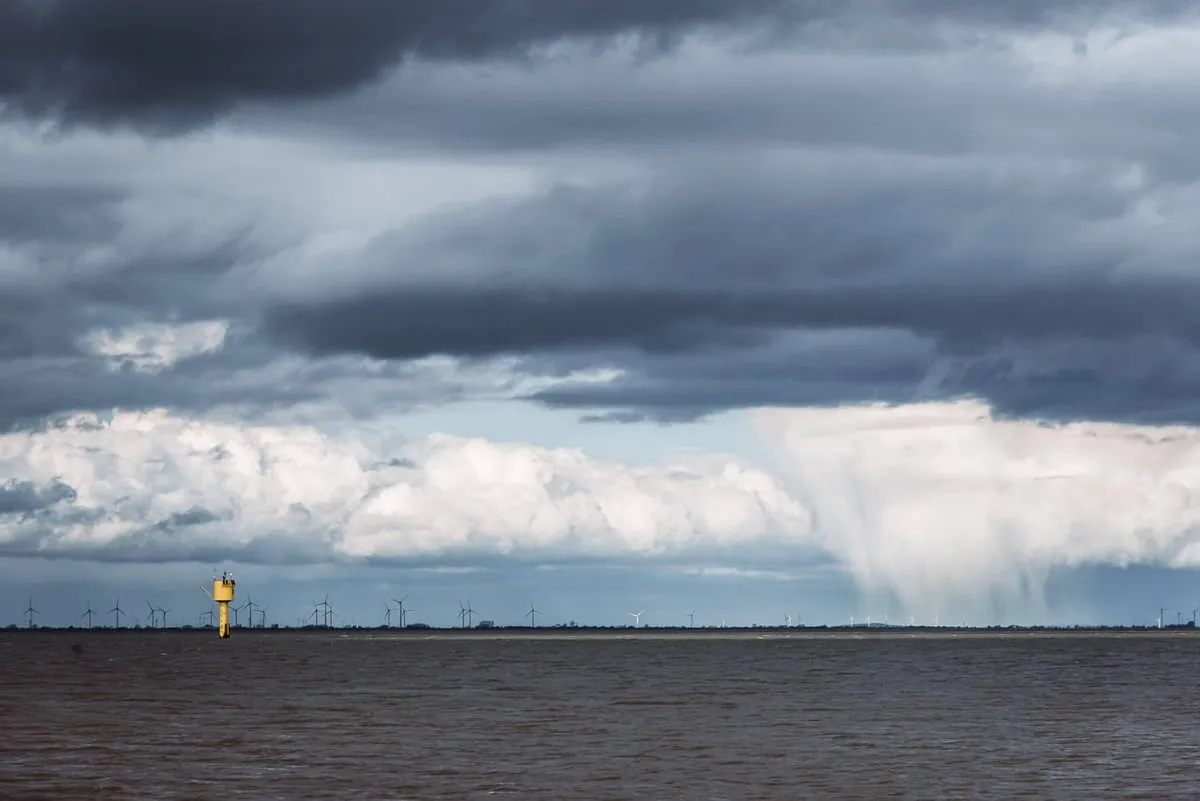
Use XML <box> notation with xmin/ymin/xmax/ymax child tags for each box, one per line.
<box><xmin>0</xmin><ymin>409</ymin><xmax>811</xmax><ymax>565</ymax></box>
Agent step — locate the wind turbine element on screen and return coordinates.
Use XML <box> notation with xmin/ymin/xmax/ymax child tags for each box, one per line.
<box><xmin>23</xmin><ymin>597</ymin><xmax>38</xmax><ymax>628</ymax></box>
<box><xmin>158</xmin><ymin>607</ymin><xmax>171</xmax><ymax>629</ymax></box>
<box><xmin>109</xmin><ymin>597</ymin><xmax>126</xmax><ymax>629</ymax></box>
<box><xmin>257</xmin><ymin>607</ymin><xmax>267</xmax><ymax>628</ymax></box>
<box><xmin>391</xmin><ymin>596</ymin><xmax>409</xmax><ymax>628</ymax></box>
<box><xmin>234</xmin><ymin>600</ymin><xmax>252</xmax><ymax>629</ymax></box>
<box><xmin>313</xmin><ymin>595</ymin><xmax>331</xmax><ymax>628</ymax></box>
<box><xmin>1159</xmin><ymin>607</ymin><xmax>1168</xmax><ymax>629</ymax></box>
<box><xmin>719</xmin><ymin>612</ymin><xmax>727</xmax><ymax>629</ymax></box>
<box><xmin>683</xmin><ymin>609</ymin><xmax>696</xmax><ymax>628</ymax></box>
<box><xmin>458</xmin><ymin>600</ymin><xmax>477</xmax><ymax>628</ymax></box>
<box><xmin>199</xmin><ymin>608</ymin><xmax>215</xmax><ymax>628</ymax></box>
<box><xmin>81</xmin><ymin>601</ymin><xmax>95</xmax><ymax>629</ymax></box>
<box><xmin>382</xmin><ymin>600</ymin><xmax>396</xmax><ymax>628</ymax></box>
<box><xmin>146</xmin><ymin>602</ymin><xmax>159</xmax><ymax>629</ymax></box>
<box><xmin>629</xmin><ymin>610</ymin><xmax>645</xmax><ymax>627</ymax></box>
<box><xmin>784</xmin><ymin>613</ymin><xmax>793</xmax><ymax>628</ymax></box>
<box><xmin>525</xmin><ymin>601</ymin><xmax>541</xmax><ymax>628</ymax></box>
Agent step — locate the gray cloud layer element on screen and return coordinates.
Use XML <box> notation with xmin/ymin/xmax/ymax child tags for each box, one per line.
<box><xmin>4</xmin><ymin>1</ymin><xmax>1194</xmax><ymax>131</ymax></box>
<box><xmin>0</xmin><ymin>478</ymin><xmax>76</xmax><ymax>516</ymax></box>
<box><xmin>267</xmin><ymin>154</ymin><xmax>1200</xmax><ymax>423</ymax></box>
<box><xmin>3</xmin><ymin>0</ymin><xmax>1200</xmax><ymax>427</ymax></box>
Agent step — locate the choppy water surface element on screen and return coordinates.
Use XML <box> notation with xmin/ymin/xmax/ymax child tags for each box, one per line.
<box><xmin>3</xmin><ymin>631</ymin><xmax>1199</xmax><ymax>799</ymax></box>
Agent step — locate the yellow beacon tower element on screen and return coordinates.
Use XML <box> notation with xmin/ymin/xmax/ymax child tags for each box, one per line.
<box><xmin>213</xmin><ymin>571</ymin><xmax>236</xmax><ymax>638</ymax></box>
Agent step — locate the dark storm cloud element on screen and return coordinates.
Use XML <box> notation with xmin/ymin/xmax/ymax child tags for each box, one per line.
<box><xmin>270</xmin><ymin>278</ymin><xmax>1200</xmax><ymax>360</ymax></box>
<box><xmin>0</xmin><ymin>0</ymin><xmax>798</xmax><ymax>130</ymax></box>
<box><xmin>529</xmin><ymin>335</ymin><xmax>1200</xmax><ymax>425</ymax></box>
<box><xmin>262</xmin><ymin>151</ymin><xmax>1200</xmax><ymax>423</ymax></box>
<box><xmin>531</xmin><ymin>331</ymin><xmax>941</xmax><ymax>423</ymax></box>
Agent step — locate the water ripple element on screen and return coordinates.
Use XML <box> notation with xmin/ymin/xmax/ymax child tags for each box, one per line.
<box><xmin>2</xmin><ymin>631</ymin><xmax>1198</xmax><ymax>799</ymax></box>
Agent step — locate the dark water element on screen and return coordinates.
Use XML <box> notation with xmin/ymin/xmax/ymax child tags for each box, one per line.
<box><xmin>3</xmin><ymin>631</ymin><xmax>1199</xmax><ymax>799</ymax></box>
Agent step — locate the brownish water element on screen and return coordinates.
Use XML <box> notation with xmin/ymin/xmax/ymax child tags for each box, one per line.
<box><xmin>3</xmin><ymin>630</ymin><xmax>1199</xmax><ymax>799</ymax></box>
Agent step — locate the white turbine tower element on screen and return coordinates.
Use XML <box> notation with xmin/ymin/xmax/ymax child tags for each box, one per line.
<box><xmin>391</xmin><ymin>596</ymin><xmax>409</xmax><ymax>628</ymax></box>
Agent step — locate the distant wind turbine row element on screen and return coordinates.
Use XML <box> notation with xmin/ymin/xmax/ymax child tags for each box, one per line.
<box><xmin>16</xmin><ymin>586</ymin><xmax>1200</xmax><ymax>629</ymax></box>
<box><xmin>9</xmin><ymin>593</ymin><xmax>277</xmax><ymax>630</ymax></box>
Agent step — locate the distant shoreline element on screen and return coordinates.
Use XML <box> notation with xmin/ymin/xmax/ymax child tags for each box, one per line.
<box><xmin>4</xmin><ymin>624</ymin><xmax>1197</xmax><ymax>638</ymax></box>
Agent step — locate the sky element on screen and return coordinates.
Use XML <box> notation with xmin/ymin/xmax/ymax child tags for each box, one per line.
<box><xmin>3</xmin><ymin>0</ymin><xmax>1200</xmax><ymax>629</ymax></box>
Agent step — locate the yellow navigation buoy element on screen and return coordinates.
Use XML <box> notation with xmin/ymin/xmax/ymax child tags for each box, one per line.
<box><xmin>208</xmin><ymin>571</ymin><xmax>236</xmax><ymax>639</ymax></box>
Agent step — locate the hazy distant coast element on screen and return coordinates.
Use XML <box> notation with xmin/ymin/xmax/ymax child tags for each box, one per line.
<box><xmin>5</xmin><ymin>624</ymin><xmax>1197</xmax><ymax>639</ymax></box>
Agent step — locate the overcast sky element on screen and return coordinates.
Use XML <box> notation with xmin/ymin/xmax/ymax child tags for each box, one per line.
<box><xmin>4</xmin><ymin>0</ymin><xmax>1200</xmax><ymax>629</ymax></box>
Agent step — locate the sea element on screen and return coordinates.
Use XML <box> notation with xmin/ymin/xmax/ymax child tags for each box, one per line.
<box><xmin>3</xmin><ymin>630</ymin><xmax>1198</xmax><ymax>799</ymax></box>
